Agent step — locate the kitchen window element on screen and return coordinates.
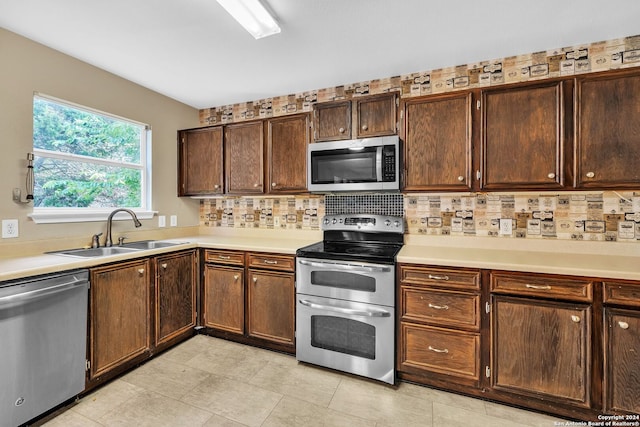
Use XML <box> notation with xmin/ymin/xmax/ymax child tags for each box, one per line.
<box><xmin>30</xmin><ymin>94</ymin><xmax>153</xmax><ymax>223</ymax></box>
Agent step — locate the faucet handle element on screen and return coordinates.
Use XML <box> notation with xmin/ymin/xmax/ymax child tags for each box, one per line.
<box><xmin>91</xmin><ymin>233</ymin><xmax>103</xmax><ymax>248</ymax></box>
<box><xmin>118</xmin><ymin>236</ymin><xmax>128</xmax><ymax>246</ymax></box>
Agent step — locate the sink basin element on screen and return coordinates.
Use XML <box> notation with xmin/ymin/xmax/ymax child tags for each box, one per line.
<box><xmin>121</xmin><ymin>240</ymin><xmax>184</xmax><ymax>250</ymax></box>
<box><xmin>49</xmin><ymin>246</ymin><xmax>140</xmax><ymax>258</ymax></box>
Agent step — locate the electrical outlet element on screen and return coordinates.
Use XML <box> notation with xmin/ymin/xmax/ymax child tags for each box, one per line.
<box><xmin>2</xmin><ymin>219</ymin><xmax>19</xmax><ymax>238</ymax></box>
<box><xmin>170</xmin><ymin>215</ymin><xmax>177</xmax><ymax>227</ymax></box>
<box><xmin>499</xmin><ymin>218</ymin><xmax>513</xmax><ymax>235</ymax></box>
<box><xmin>158</xmin><ymin>215</ymin><xmax>166</xmax><ymax>227</ymax></box>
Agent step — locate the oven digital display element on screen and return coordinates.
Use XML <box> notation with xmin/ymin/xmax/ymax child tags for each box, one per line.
<box><xmin>344</xmin><ymin>217</ymin><xmax>375</xmax><ymax>226</ymax></box>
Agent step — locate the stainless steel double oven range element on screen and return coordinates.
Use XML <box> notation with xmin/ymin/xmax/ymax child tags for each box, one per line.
<box><xmin>296</xmin><ymin>214</ymin><xmax>404</xmax><ymax>384</ymax></box>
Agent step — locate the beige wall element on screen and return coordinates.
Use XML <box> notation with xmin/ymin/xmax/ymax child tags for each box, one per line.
<box><xmin>0</xmin><ymin>28</ymin><xmax>201</xmax><ymax>245</ymax></box>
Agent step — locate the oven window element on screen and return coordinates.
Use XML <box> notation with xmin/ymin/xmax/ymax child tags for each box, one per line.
<box><xmin>310</xmin><ymin>315</ymin><xmax>375</xmax><ymax>360</ymax></box>
<box><xmin>310</xmin><ymin>271</ymin><xmax>376</xmax><ymax>293</ymax></box>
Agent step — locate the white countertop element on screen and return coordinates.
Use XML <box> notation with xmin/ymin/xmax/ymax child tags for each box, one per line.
<box><xmin>1</xmin><ymin>229</ymin><xmax>638</xmax><ymax>282</ymax></box>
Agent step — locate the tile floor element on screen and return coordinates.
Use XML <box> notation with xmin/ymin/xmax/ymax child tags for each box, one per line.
<box><xmin>44</xmin><ymin>335</ymin><xmax>567</xmax><ymax>427</ymax></box>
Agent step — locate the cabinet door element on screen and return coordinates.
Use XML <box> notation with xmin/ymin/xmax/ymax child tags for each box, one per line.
<box><xmin>155</xmin><ymin>251</ymin><xmax>196</xmax><ymax>347</ymax></box>
<box><xmin>247</xmin><ymin>269</ymin><xmax>295</xmax><ymax>346</ymax></box>
<box><xmin>225</xmin><ymin>121</ymin><xmax>264</xmax><ymax>193</ymax></box>
<box><xmin>267</xmin><ymin>114</ymin><xmax>309</xmax><ymax>193</ymax></box>
<box><xmin>313</xmin><ymin>100</ymin><xmax>351</xmax><ymax>141</ymax></box>
<box><xmin>403</xmin><ymin>92</ymin><xmax>473</xmax><ymax>191</ymax></box>
<box><xmin>356</xmin><ymin>93</ymin><xmax>397</xmax><ymax>138</ymax></box>
<box><xmin>178</xmin><ymin>127</ymin><xmax>224</xmax><ymax>196</ymax></box>
<box><xmin>575</xmin><ymin>70</ymin><xmax>640</xmax><ymax>188</ymax></box>
<box><xmin>89</xmin><ymin>260</ymin><xmax>151</xmax><ymax>380</ymax></box>
<box><xmin>481</xmin><ymin>81</ymin><xmax>565</xmax><ymax>190</ymax></box>
<box><xmin>202</xmin><ymin>264</ymin><xmax>244</xmax><ymax>334</ymax></box>
<box><xmin>491</xmin><ymin>295</ymin><xmax>591</xmax><ymax>407</ymax></box>
<box><xmin>604</xmin><ymin>308</ymin><xmax>640</xmax><ymax>414</ymax></box>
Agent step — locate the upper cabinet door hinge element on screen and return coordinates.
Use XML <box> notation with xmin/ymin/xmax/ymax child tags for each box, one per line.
<box><xmin>476</xmin><ymin>100</ymin><xmax>481</xmax><ymax>110</ymax></box>
<box><xmin>485</xmin><ymin>301</ymin><xmax>491</xmax><ymax>314</ymax></box>
<box><xmin>485</xmin><ymin>366</ymin><xmax>491</xmax><ymax>378</ymax></box>
<box><xmin>86</xmin><ymin>360</ymin><xmax>91</xmax><ymax>371</ymax></box>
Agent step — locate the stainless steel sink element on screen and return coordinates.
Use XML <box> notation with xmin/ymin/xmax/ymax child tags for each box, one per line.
<box><xmin>49</xmin><ymin>246</ymin><xmax>140</xmax><ymax>258</ymax></box>
<box><xmin>121</xmin><ymin>240</ymin><xmax>183</xmax><ymax>250</ymax></box>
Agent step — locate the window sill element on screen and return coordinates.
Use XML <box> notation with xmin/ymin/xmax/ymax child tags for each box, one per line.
<box><xmin>29</xmin><ymin>209</ymin><xmax>156</xmax><ymax>224</ymax></box>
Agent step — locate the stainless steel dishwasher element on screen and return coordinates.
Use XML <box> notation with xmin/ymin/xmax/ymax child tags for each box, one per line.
<box><xmin>0</xmin><ymin>269</ymin><xmax>89</xmax><ymax>427</ymax></box>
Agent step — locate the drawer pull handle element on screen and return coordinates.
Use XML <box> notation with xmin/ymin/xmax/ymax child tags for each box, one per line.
<box><xmin>571</xmin><ymin>315</ymin><xmax>581</xmax><ymax>323</ymax></box>
<box><xmin>428</xmin><ymin>303</ymin><xmax>449</xmax><ymax>310</ymax></box>
<box><xmin>233</xmin><ymin>274</ymin><xmax>239</xmax><ymax>281</ymax></box>
<box><xmin>428</xmin><ymin>346</ymin><xmax>449</xmax><ymax>354</ymax></box>
<box><xmin>137</xmin><ymin>269</ymin><xmax>145</xmax><ymax>275</ymax></box>
<box><xmin>218</xmin><ymin>255</ymin><xmax>231</xmax><ymax>260</ymax></box>
<box><xmin>263</xmin><ymin>260</ymin><xmax>278</xmax><ymax>265</ymax></box>
<box><xmin>525</xmin><ymin>284</ymin><xmax>551</xmax><ymax>290</ymax></box>
<box><xmin>161</xmin><ymin>263</ymin><xmax>167</xmax><ymax>269</ymax></box>
<box><xmin>428</xmin><ymin>274</ymin><xmax>449</xmax><ymax>281</ymax></box>
<box><xmin>618</xmin><ymin>321</ymin><xmax>630</xmax><ymax>330</ymax></box>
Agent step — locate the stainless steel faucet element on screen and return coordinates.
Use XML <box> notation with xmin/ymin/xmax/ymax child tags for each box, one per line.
<box><xmin>104</xmin><ymin>208</ymin><xmax>142</xmax><ymax>247</ymax></box>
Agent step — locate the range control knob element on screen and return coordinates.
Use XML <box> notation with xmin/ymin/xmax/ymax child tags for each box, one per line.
<box><xmin>323</xmin><ymin>218</ymin><xmax>330</xmax><ymax>225</ymax></box>
<box><xmin>394</xmin><ymin>220</ymin><xmax>401</xmax><ymax>228</ymax></box>
<box><xmin>332</xmin><ymin>218</ymin><xmax>338</xmax><ymax>224</ymax></box>
<box><xmin>384</xmin><ymin>219</ymin><xmax>391</xmax><ymax>227</ymax></box>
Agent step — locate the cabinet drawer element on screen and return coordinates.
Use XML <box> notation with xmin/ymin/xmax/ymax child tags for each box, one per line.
<box><xmin>247</xmin><ymin>253</ymin><xmax>295</xmax><ymax>272</ymax></box>
<box><xmin>399</xmin><ymin>323</ymin><xmax>480</xmax><ymax>381</ymax></box>
<box><xmin>401</xmin><ymin>288</ymin><xmax>480</xmax><ymax>330</ymax></box>
<box><xmin>491</xmin><ymin>272</ymin><xmax>593</xmax><ymax>302</ymax></box>
<box><xmin>604</xmin><ymin>281</ymin><xmax>640</xmax><ymax>307</ymax></box>
<box><xmin>204</xmin><ymin>249</ymin><xmax>244</xmax><ymax>266</ymax></box>
<box><xmin>400</xmin><ymin>265</ymin><xmax>480</xmax><ymax>290</ymax></box>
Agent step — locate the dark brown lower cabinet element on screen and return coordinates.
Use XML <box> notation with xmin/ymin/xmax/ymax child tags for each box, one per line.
<box><xmin>202</xmin><ymin>263</ymin><xmax>245</xmax><ymax>335</ymax></box>
<box><xmin>604</xmin><ymin>308</ymin><xmax>640</xmax><ymax>414</ymax></box>
<box><xmin>247</xmin><ymin>269</ymin><xmax>295</xmax><ymax>346</ymax></box>
<box><xmin>89</xmin><ymin>259</ymin><xmax>152</xmax><ymax>383</ymax></box>
<box><xmin>491</xmin><ymin>295</ymin><xmax>592</xmax><ymax>407</ymax></box>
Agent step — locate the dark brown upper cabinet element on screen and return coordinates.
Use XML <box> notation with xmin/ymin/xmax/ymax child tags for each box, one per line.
<box><xmin>402</xmin><ymin>92</ymin><xmax>473</xmax><ymax>191</ymax></box>
<box><xmin>225</xmin><ymin>121</ymin><xmax>264</xmax><ymax>194</ymax></box>
<box><xmin>313</xmin><ymin>93</ymin><xmax>397</xmax><ymax>142</ymax></box>
<box><xmin>178</xmin><ymin>126</ymin><xmax>224</xmax><ymax>196</ymax></box>
<box><xmin>480</xmin><ymin>80</ymin><xmax>569</xmax><ymax>190</ymax></box>
<box><xmin>574</xmin><ymin>69</ymin><xmax>640</xmax><ymax>189</ymax></box>
<box><xmin>267</xmin><ymin>114</ymin><xmax>309</xmax><ymax>193</ymax></box>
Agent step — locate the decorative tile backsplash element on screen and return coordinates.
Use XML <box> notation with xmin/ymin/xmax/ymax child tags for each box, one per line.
<box><xmin>198</xmin><ymin>35</ymin><xmax>640</xmax><ymax>125</ymax></box>
<box><xmin>200</xmin><ymin>191</ymin><xmax>640</xmax><ymax>242</ymax></box>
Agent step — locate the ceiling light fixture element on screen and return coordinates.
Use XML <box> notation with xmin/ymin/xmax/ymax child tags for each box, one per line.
<box><xmin>216</xmin><ymin>0</ymin><xmax>281</xmax><ymax>39</ymax></box>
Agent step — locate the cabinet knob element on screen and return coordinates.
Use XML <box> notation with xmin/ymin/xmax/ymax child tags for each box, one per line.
<box><xmin>271</xmin><ymin>182</ymin><xmax>277</xmax><ymax>187</ymax></box>
<box><xmin>233</xmin><ymin>274</ymin><xmax>239</xmax><ymax>281</ymax></box>
<box><xmin>214</xmin><ymin>184</ymin><xmax>220</xmax><ymax>189</ymax></box>
<box><xmin>618</xmin><ymin>321</ymin><xmax>630</xmax><ymax>330</ymax></box>
<box><xmin>571</xmin><ymin>315</ymin><xmax>581</xmax><ymax>323</ymax></box>
<box><xmin>361</xmin><ymin>125</ymin><xmax>368</xmax><ymax>131</ymax></box>
<box><xmin>254</xmin><ymin>183</ymin><xmax>260</xmax><ymax>188</ymax></box>
<box><xmin>137</xmin><ymin>268</ymin><xmax>145</xmax><ymax>275</ymax></box>
<box><xmin>161</xmin><ymin>263</ymin><xmax>167</xmax><ymax>269</ymax></box>
<box><xmin>338</xmin><ymin>127</ymin><xmax>345</xmax><ymax>134</ymax></box>
<box><xmin>586</xmin><ymin>171</ymin><xmax>595</xmax><ymax>178</ymax></box>
<box><xmin>253</xmin><ymin>277</ymin><xmax>258</xmax><ymax>283</ymax></box>
<box><xmin>547</xmin><ymin>173</ymin><xmax>556</xmax><ymax>179</ymax></box>
<box><xmin>457</xmin><ymin>176</ymin><xmax>464</xmax><ymax>182</ymax></box>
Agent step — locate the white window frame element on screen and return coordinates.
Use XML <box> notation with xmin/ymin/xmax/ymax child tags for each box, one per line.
<box><xmin>29</xmin><ymin>93</ymin><xmax>155</xmax><ymax>224</ymax></box>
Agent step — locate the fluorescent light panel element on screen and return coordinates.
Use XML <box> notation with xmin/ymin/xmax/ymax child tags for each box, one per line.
<box><xmin>216</xmin><ymin>0</ymin><xmax>280</xmax><ymax>39</ymax></box>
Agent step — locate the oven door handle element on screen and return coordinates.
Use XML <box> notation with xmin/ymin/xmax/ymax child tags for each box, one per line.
<box><xmin>298</xmin><ymin>259</ymin><xmax>391</xmax><ymax>273</ymax></box>
<box><xmin>299</xmin><ymin>299</ymin><xmax>391</xmax><ymax>318</ymax></box>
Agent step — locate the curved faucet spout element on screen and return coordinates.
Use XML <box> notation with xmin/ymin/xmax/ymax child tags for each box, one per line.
<box><xmin>105</xmin><ymin>208</ymin><xmax>142</xmax><ymax>247</ymax></box>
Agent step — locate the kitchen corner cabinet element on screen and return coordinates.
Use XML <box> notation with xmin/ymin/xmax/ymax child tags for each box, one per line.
<box><xmin>88</xmin><ymin>259</ymin><xmax>152</xmax><ymax>383</ymax></box>
<box><xmin>267</xmin><ymin>114</ymin><xmax>309</xmax><ymax>193</ymax></box>
<box><xmin>225</xmin><ymin>121</ymin><xmax>264</xmax><ymax>194</ymax></box>
<box><xmin>247</xmin><ymin>253</ymin><xmax>295</xmax><ymax>347</ymax></box>
<box><xmin>480</xmin><ymin>80</ymin><xmax>568</xmax><ymax>190</ymax></box>
<box><xmin>402</xmin><ymin>92</ymin><xmax>473</xmax><ymax>191</ymax></box>
<box><xmin>574</xmin><ymin>69</ymin><xmax>640</xmax><ymax>189</ymax></box>
<box><xmin>202</xmin><ymin>249</ymin><xmax>245</xmax><ymax>335</ymax></box>
<box><xmin>312</xmin><ymin>93</ymin><xmax>397</xmax><ymax>142</ymax></box>
<box><xmin>398</xmin><ymin>264</ymin><xmax>482</xmax><ymax>387</ymax></box>
<box><xmin>154</xmin><ymin>250</ymin><xmax>197</xmax><ymax>350</ymax></box>
<box><xmin>490</xmin><ymin>272</ymin><xmax>593</xmax><ymax>408</ymax></box>
<box><xmin>603</xmin><ymin>280</ymin><xmax>640</xmax><ymax>414</ymax></box>
<box><xmin>178</xmin><ymin>126</ymin><xmax>224</xmax><ymax>196</ymax></box>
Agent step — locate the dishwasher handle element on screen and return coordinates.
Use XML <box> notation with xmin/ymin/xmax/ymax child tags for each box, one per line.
<box><xmin>0</xmin><ymin>277</ymin><xmax>88</xmax><ymax>309</ymax></box>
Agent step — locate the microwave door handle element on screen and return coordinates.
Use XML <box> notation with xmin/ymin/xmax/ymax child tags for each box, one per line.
<box><xmin>376</xmin><ymin>146</ymin><xmax>383</xmax><ymax>181</ymax></box>
<box><xmin>298</xmin><ymin>259</ymin><xmax>391</xmax><ymax>273</ymax></box>
<box><xmin>299</xmin><ymin>299</ymin><xmax>391</xmax><ymax>318</ymax></box>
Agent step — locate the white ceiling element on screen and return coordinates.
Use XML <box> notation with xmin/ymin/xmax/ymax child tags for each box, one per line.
<box><xmin>2</xmin><ymin>0</ymin><xmax>640</xmax><ymax>110</ymax></box>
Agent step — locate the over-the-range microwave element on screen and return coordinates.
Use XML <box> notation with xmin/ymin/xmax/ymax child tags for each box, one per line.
<box><xmin>307</xmin><ymin>135</ymin><xmax>400</xmax><ymax>192</ymax></box>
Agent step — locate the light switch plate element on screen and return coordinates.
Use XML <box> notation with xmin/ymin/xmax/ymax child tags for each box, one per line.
<box><xmin>170</xmin><ymin>215</ymin><xmax>177</xmax><ymax>227</ymax></box>
<box><xmin>158</xmin><ymin>215</ymin><xmax>166</xmax><ymax>227</ymax></box>
<box><xmin>2</xmin><ymin>219</ymin><xmax>19</xmax><ymax>238</ymax></box>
